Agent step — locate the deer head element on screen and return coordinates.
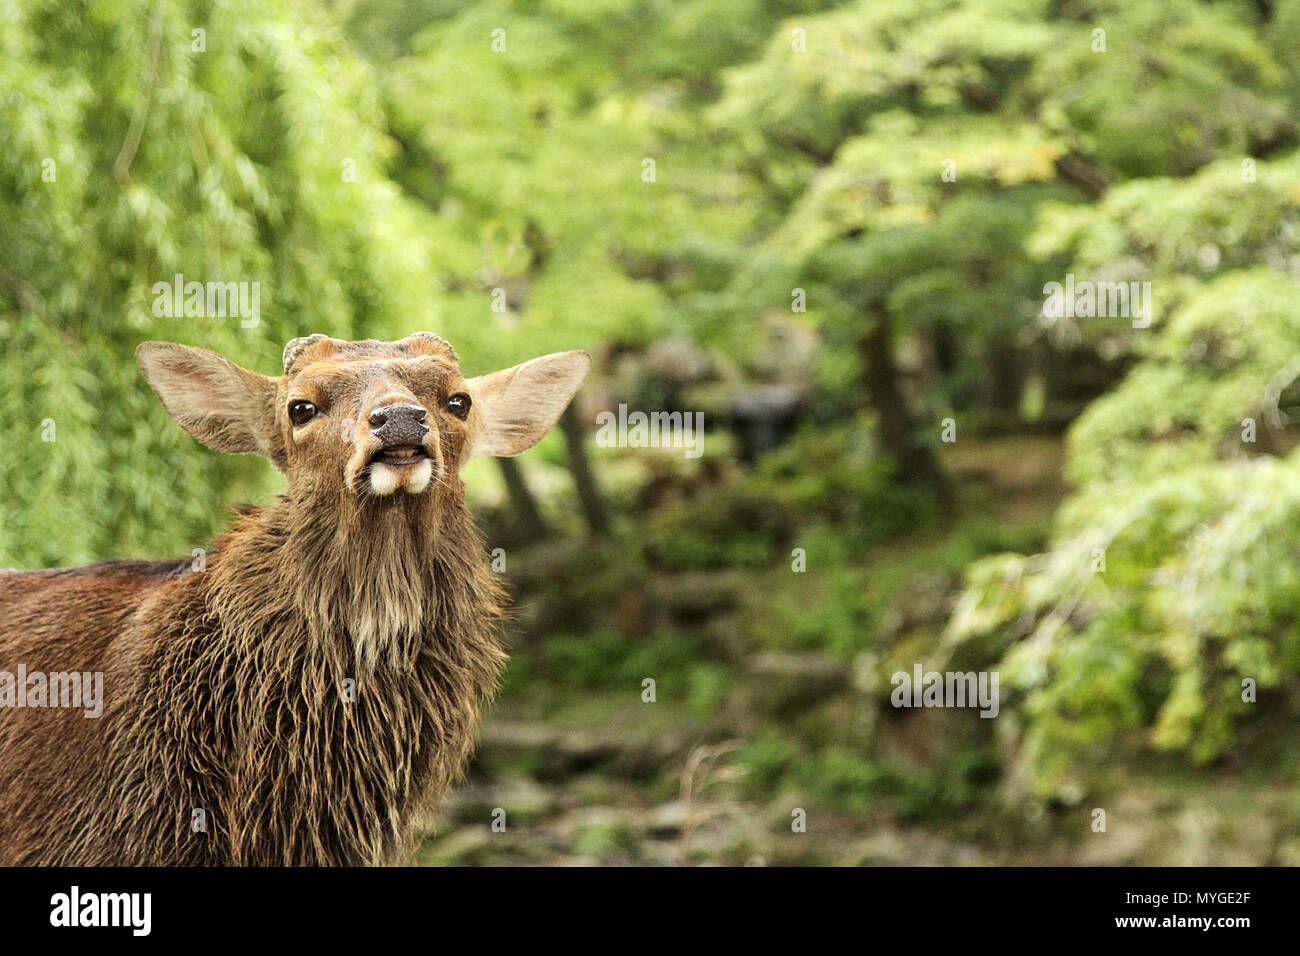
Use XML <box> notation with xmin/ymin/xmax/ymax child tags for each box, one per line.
<box><xmin>136</xmin><ymin>333</ymin><xmax>591</xmax><ymax>508</ymax></box>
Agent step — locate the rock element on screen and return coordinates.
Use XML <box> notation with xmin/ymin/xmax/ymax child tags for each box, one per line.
<box><xmin>418</xmin><ymin>825</ymin><xmax>500</xmax><ymax>866</ymax></box>
<box><xmin>701</xmin><ymin>615</ymin><xmax>747</xmax><ymax>659</ymax></box>
<box><xmin>645</xmin><ymin>800</ymin><xmax>691</xmax><ymax>836</ymax></box>
<box><xmin>477</xmin><ymin>721</ymin><xmax>561</xmax><ymax>755</ymax></box>
<box><xmin>848</xmin><ymin>826</ymin><xmax>990</xmax><ymax>866</ymax></box>
<box><xmin>729</xmin><ymin>385</ymin><xmax>802</xmax><ymax>461</ymax></box>
<box><xmin>476</xmin><ymin>720</ymin><xmax>693</xmax><ymax>777</ymax></box>
<box><xmin>650</xmin><ymin>570</ymin><xmax>741</xmax><ymax>618</ymax></box>
<box><xmin>472</xmin><ymin>776</ymin><xmax>560</xmax><ymax>821</ymax></box>
<box><xmin>644</xmin><ymin>338</ymin><xmax>713</xmax><ymax>386</ymax></box>
<box><xmin>850</xmin><ymin>828</ymin><xmax>911</xmax><ymax>865</ymax></box>
<box><xmin>1075</xmin><ymin>786</ymin><xmax>1169</xmax><ymax>865</ymax></box>
<box><xmin>746</xmin><ymin>651</ymin><xmax>849</xmax><ymax>713</ymax></box>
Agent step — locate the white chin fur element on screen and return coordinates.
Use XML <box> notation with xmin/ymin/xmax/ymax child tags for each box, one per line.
<box><xmin>369</xmin><ymin>458</ymin><xmax>433</xmax><ymax>496</ymax></box>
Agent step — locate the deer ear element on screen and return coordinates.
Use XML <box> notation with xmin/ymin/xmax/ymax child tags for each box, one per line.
<box><xmin>466</xmin><ymin>350</ymin><xmax>591</xmax><ymax>457</ymax></box>
<box><xmin>136</xmin><ymin>342</ymin><xmax>282</xmax><ymax>463</ymax></box>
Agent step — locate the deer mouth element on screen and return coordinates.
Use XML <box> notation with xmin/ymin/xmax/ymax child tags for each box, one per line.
<box><xmin>358</xmin><ymin>444</ymin><xmax>436</xmax><ymax>496</ymax></box>
<box><xmin>369</xmin><ymin>445</ymin><xmax>429</xmax><ymax>468</ymax></box>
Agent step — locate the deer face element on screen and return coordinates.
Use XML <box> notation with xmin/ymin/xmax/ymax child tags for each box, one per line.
<box><xmin>136</xmin><ymin>333</ymin><xmax>590</xmax><ymax>503</ymax></box>
<box><xmin>279</xmin><ymin>333</ymin><xmax>472</xmax><ymax>499</ymax></box>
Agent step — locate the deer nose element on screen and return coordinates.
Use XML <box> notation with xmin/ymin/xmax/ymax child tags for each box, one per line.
<box><xmin>368</xmin><ymin>403</ymin><xmax>429</xmax><ymax>445</ymax></box>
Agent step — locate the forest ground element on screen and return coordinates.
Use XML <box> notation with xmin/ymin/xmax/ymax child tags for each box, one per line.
<box><xmin>419</xmin><ymin>435</ymin><xmax>1300</xmax><ymax>865</ymax></box>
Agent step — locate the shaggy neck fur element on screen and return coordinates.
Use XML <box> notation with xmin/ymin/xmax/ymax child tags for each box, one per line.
<box><xmin>103</xmin><ymin>488</ymin><xmax>508</xmax><ymax>866</ymax></box>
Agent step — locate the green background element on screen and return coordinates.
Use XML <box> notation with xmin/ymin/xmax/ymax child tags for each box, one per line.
<box><xmin>5</xmin><ymin>0</ymin><xmax>1300</xmax><ymax>864</ymax></box>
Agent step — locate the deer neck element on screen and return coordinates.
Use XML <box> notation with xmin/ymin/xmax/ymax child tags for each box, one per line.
<box><xmin>153</xmin><ymin>495</ymin><xmax>507</xmax><ymax>865</ymax></box>
<box><xmin>207</xmin><ymin>492</ymin><xmax>498</xmax><ymax>670</ymax></box>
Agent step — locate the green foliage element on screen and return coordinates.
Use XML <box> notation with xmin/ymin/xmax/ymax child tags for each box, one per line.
<box><xmin>956</xmin><ymin>417</ymin><xmax>1300</xmax><ymax>796</ymax></box>
<box><xmin>1067</xmin><ymin>269</ymin><xmax>1300</xmax><ymax>485</ymax></box>
<box><xmin>763</xmin><ymin>563</ymin><xmax>877</xmax><ymax>656</ymax></box>
<box><xmin>930</xmin><ymin>4</ymin><xmax>1300</xmax><ymax>799</ymax></box>
<box><xmin>533</xmin><ymin>627</ymin><xmax>736</xmax><ymax>719</ymax></box>
<box><xmin>1</xmin><ymin>0</ymin><xmax>455</xmax><ymax>564</ymax></box>
<box><xmin>748</xmin><ymin>420</ymin><xmax>939</xmax><ymax>539</ymax></box>
<box><xmin>11</xmin><ymin>0</ymin><xmax>1300</xmax><ymax>844</ymax></box>
<box><xmin>570</xmin><ymin>820</ymin><xmax>640</xmax><ymax>859</ymax></box>
<box><xmin>641</xmin><ymin>484</ymin><xmax>794</xmax><ymax>571</ymax></box>
<box><xmin>641</xmin><ymin>419</ymin><xmax>936</xmax><ymax>572</ymax></box>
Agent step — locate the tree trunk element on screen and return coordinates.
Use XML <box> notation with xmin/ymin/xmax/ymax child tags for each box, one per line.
<box><xmin>860</xmin><ymin>316</ymin><xmax>952</xmax><ymax>508</ymax></box>
<box><xmin>932</xmin><ymin>322</ymin><xmax>959</xmax><ymax>380</ymax></box>
<box><xmin>986</xmin><ymin>332</ymin><xmax>1023</xmax><ymax>413</ymax></box>
<box><xmin>496</xmin><ymin>457</ymin><xmax>550</xmax><ymax>540</ymax></box>
<box><xmin>559</xmin><ymin>404</ymin><xmax>610</xmax><ymax>536</ymax></box>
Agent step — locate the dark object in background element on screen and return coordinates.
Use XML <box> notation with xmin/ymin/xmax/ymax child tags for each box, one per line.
<box><xmin>730</xmin><ymin>385</ymin><xmax>802</xmax><ymax>462</ymax></box>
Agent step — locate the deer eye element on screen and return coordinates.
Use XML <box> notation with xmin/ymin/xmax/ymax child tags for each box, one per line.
<box><xmin>446</xmin><ymin>393</ymin><xmax>471</xmax><ymax>420</ymax></box>
<box><xmin>288</xmin><ymin>400</ymin><xmax>317</xmax><ymax>426</ymax></box>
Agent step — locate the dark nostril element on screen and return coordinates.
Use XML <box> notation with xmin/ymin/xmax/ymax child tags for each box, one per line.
<box><xmin>369</xmin><ymin>403</ymin><xmax>430</xmax><ymax>442</ymax></box>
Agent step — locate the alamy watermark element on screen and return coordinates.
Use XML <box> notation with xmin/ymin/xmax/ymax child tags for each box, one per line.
<box><xmin>50</xmin><ymin>886</ymin><xmax>151</xmax><ymax>936</ymax></box>
<box><xmin>595</xmin><ymin>404</ymin><xmax>705</xmax><ymax>458</ymax></box>
<box><xmin>0</xmin><ymin>665</ymin><xmax>103</xmax><ymax>718</ymax></box>
<box><xmin>151</xmin><ymin>273</ymin><xmax>260</xmax><ymax>328</ymax></box>
<box><xmin>890</xmin><ymin>664</ymin><xmax>999</xmax><ymax>718</ymax></box>
<box><xmin>1043</xmin><ymin>274</ymin><xmax>1152</xmax><ymax>328</ymax></box>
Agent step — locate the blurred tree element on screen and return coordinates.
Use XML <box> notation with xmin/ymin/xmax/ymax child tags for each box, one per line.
<box><xmin>0</xmin><ymin>0</ymin><xmax>464</xmax><ymax>564</ymax></box>
<box><xmin>704</xmin><ymin>0</ymin><xmax>1295</xmax><ymax>493</ymax></box>
<box><xmin>952</xmin><ymin>157</ymin><xmax>1300</xmax><ymax>797</ymax></box>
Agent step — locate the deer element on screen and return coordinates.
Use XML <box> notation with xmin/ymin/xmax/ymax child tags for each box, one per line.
<box><xmin>0</xmin><ymin>332</ymin><xmax>590</xmax><ymax>865</ymax></box>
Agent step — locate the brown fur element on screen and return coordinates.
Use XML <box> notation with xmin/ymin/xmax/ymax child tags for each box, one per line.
<box><xmin>0</xmin><ymin>334</ymin><xmax>589</xmax><ymax>865</ymax></box>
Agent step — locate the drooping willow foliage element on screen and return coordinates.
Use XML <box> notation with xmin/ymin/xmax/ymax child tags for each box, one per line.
<box><xmin>0</xmin><ymin>0</ymin><xmax>459</xmax><ymax>563</ymax></box>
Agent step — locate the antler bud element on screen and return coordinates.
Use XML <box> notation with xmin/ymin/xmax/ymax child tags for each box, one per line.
<box><xmin>401</xmin><ymin>331</ymin><xmax>459</xmax><ymax>363</ymax></box>
<box><xmin>283</xmin><ymin>334</ymin><xmax>330</xmax><ymax>373</ymax></box>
